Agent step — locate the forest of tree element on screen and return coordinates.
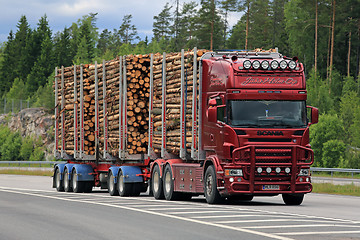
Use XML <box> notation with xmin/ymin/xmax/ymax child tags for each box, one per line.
<box><xmin>0</xmin><ymin>0</ymin><xmax>359</xmax><ymax>167</ymax></box>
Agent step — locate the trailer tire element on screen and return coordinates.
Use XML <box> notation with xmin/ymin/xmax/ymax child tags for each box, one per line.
<box><xmin>151</xmin><ymin>164</ymin><xmax>164</xmax><ymax>199</ymax></box>
<box><xmin>54</xmin><ymin>168</ymin><xmax>64</xmax><ymax>192</ymax></box>
<box><xmin>163</xmin><ymin>165</ymin><xmax>180</xmax><ymax>201</ymax></box>
<box><xmin>117</xmin><ymin>170</ymin><xmax>132</xmax><ymax>196</ymax></box>
<box><xmin>64</xmin><ymin>168</ymin><xmax>73</xmax><ymax>192</ymax></box>
<box><xmin>108</xmin><ymin>171</ymin><xmax>119</xmax><ymax>196</ymax></box>
<box><xmin>204</xmin><ymin>165</ymin><xmax>222</xmax><ymax>204</ymax></box>
<box><xmin>72</xmin><ymin>169</ymin><xmax>84</xmax><ymax>193</ymax></box>
<box><xmin>282</xmin><ymin>193</ymin><xmax>304</xmax><ymax>205</ymax></box>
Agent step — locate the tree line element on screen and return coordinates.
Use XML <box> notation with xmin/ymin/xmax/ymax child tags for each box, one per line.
<box><xmin>0</xmin><ymin>0</ymin><xmax>359</xmax><ymax>167</ymax></box>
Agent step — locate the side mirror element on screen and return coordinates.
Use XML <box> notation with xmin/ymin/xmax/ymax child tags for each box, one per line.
<box><xmin>208</xmin><ymin>107</ymin><xmax>217</xmax><ymax>123</ymax></box>
<box><xmin>307</xmin><ymin>106</ymin><xmax>319</xmax><ymax>125</ymax></box>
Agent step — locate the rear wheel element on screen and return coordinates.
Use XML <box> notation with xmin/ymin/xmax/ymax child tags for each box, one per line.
<box><xmin>64</xmin><ymin>168</ymin><xmax>72</xmax><ymax>192</ymax></box>
<box><xmin>108</xmin><ymin>171</ymin><xmax>119</xmax><ymax>196</ymax></box>
<box><xmin>151</xmin><ymin>164</ymin><xmax>164</xmax><ymax>199</ymax></box>
<box><xmin>204</xmin><ymin>165</ymin><xmax>222</xmax><ymax>204</ymax></box>
<box><xmin>282</xmin><ymin>193</ymin><xmax>304</xmax><ymax>205</ymax></box>
<box><xmin>72</xmin><ymin>169</ymin><xmax>84</xmax><ymax>193</ymax></box>
<box><xmin>117</xmin><ymin>170</ymin><xmax>132</xmax><ymax>196</ymax></box>
<box><xmin>54</xmin><ymin>168</ymin><xmax>64</xmax><ymax>192</ymax></box>
<box><xmin>163</xmin><ymin>165</ymin><xmax>180</xmax><ymax>201</ymax></box>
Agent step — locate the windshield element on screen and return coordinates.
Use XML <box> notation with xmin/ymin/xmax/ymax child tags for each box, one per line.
<box><xmin>229</xmin><ymin>100</ymin><xmax>307</xmax><ymax>128</ymax></box>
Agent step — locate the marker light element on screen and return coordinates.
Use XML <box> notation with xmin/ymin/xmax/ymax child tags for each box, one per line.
<box><xmin>270</xmin><ymin>60</ymin><xmax>279</xmax><ymax>70</ymax></box>
<box><xmin>279</xmin><ymin>60</ymin><xmax>287</xmax><ymax>70</ymax></box>
<box><xmin>257</xmin><ymin>167</ymin><xmax>263</xmax><ymax>174</ymax></box>
<box><xmin>252</xmin><ymin>60</ymin><xmax>260</xmax><ymax>69</ymax></box>
<box><xmin>261</xmin><ymin>60</ymin><xmax>269</xmax><ymax>70</ymax></box>
<box><xmin>275</xmin><ymin>167</ymin><xmax>281</xmax><ymax>174</ymax></box>
<box><xmin>288</xmin><ymin>60</ymin><xmax>297</xmax><ymax>70</ymax></box>
<box><xmin>266</xmin><ymin>167</ymin><xmax>272</xmax><ymax>174</ymax></box>
<box><xmin>243</xmin><ymin>60</ymin><xmax>251</xmax><ymax>69</ymax></box>
<box><xmin>285</xmin><ymin>167</ymin><xmax>291</xmax><ymax>174</ymax></box>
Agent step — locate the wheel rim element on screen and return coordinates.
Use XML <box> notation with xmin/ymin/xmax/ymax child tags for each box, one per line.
<box><xmin>55</xmin><ymin>170</ymin><xmax>61</xmax><ymax>188</ymax></box>
<box><xmin>119</xmin><ymin>174</ymin><xmax>124</xmax><ymax>193</ymax></box>
<box><xmin>164</xmin><ymin>171</ymin><xmax>171</xmax><ymax>194</ymax></box>
<box><xmin>64</xmin><ymin>169</ymin><xmax>69</xmax><ymax>189</ymax></box>
<box><xmin>206</xmin><ymin>174</ymin><xmax>213</xmax><ymax>196</ymax></box>
<box><xmin>72</xmin><ymin>171</ymin><xmax>77</xmax><ymax>190</ymax></box>
<box><xmin>153</xmin><ymin>170</ymin><xmax>160</xmax><ymax>193</ymax></box>
<box><xmin>109</xmin><ymin>174</ymin><xmax>115</xmax><ymax>192</ymax></box>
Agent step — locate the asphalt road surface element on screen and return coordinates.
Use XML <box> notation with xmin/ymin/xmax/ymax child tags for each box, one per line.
<box><xmin>0</xmin><ymin>175</ymin><xmax>359</xmax><ymax>240</ymax></box>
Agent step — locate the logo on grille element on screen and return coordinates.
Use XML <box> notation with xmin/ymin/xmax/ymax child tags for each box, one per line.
<box><xmin>257</xmin><ymin>130</ymin><xmax>284</xmax><ymax>136</ymax></box>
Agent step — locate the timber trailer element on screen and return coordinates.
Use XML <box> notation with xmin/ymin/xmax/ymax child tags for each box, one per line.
<box><xmin>53</xmin><ymin>48</ymin><xmax>318</xmax><ymax>205</ymax></box>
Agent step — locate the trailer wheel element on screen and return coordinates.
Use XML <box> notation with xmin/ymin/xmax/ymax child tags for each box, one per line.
<box><xmin>151</xmin><ymin>164</ymin><xmax>164</xmax><ymax>199</ymax></box>
<box><xmin>282</xmin><ymin>193</ymin><xmax>304</xmax><ymax>205</ymax></box>
<box><xmin>54</xmin><ymin>167</ymin><xmax>64</xmax><ymax>192</ymax></box>
<box><xmin>64</xmin><ymin>168</ymin><xmax>73</xmax><ymax>192</ymax></box>
<box><xmin>204</xmin><ymin>165</ymin><xmax>222</xmax><ymax>204</ymax></box>
<box><xmin>117</xmin><ymin>170</ymin><xmax>132</xmax><ymax>196</ymax></box>
<box><xmin>72</xmin><ymin>169</ymin><xmax>84</xmax><ymax>193</ymax></box>
<box><xmin>163</xmin><ymin>165</ymin><xmax>180</xmax><ymax>201</ymax></box>
<box><xmin>108</xmin><ymin>171</ymin><xmax>119</xmax><ymax>196</ymax></box>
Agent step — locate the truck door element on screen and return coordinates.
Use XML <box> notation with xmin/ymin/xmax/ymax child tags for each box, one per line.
<box><xmin>204</xmin><ymin>95</ymin><xmax>226</xmax><ymax>158</ymax></box>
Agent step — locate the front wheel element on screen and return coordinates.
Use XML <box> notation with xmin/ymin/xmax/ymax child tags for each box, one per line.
<box><xmin>282</xmin><ymin>193</ymin><xmax>304</xmax><ymax>205</ymax></box>
<box><xmin>204</xmin><ymin>166</ymin><xmax>222</xmax><ymax>204</ymax></box>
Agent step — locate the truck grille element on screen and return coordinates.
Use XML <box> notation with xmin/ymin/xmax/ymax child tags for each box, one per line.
<box><xmin>255</xmin><ymin>147</ymin><xmax>292</xmax><ymax>163</ymax></box>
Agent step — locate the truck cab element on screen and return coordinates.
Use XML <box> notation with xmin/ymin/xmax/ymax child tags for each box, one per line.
<box><xmin>201</xmin><ymin>50</ymin><xmax>318</xmax><ymax>204</ymax></box>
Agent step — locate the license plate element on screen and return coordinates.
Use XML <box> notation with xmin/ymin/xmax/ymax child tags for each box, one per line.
<box><xmin>262</xmin><ymin>185</ymin><xmax>280</xmax><ymax>190</ymax></box>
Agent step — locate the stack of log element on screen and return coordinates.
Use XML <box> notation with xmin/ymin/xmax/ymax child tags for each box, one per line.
<box><xmin>152</xmin><ymin>50</ymin><xmax>204</xmax><ymax>154</ymax></box>
<box><xmin>55</xmin><ymin>49</ymin><xmax>204</xmax><ymax>158</ymax></box>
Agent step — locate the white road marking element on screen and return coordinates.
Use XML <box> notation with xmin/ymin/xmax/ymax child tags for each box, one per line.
<box><xmin>244</xmin><ymin>224</ymin><xmax>360</xmax><ymax>229</ymax></box>
<box><xmin>171</xmin><ymin>210</ymin><xmax>239</xmax><ymax>215</ymax></box>
<box><xmin>192</xmin><ymin>214</ymin><xmax>288</xmax><ymax>219</ymax></box>
<box><xmin>216</xmin><ymin>219</ymin><xmax>341</xmax><ymax>224</ymax></box>
<box><xmin>146</xmin><ymin>207</ymin><xmax>204</xmax><ymax>211</ymax></box>
<box><xmin>275</xmin><ymin>230</ymin><xmax>360</xmax><ymax>236</ymax></box>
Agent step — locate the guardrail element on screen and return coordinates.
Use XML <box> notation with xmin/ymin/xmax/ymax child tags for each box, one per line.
<box><xmin>311</xmin><ymin>167</ymin><xmax>360</xmax><ymax>177</ymax></box>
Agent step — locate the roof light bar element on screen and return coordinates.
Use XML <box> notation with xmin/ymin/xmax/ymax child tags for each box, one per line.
<box><xmin>270</xmin><ymin>60</ymin><xmax>279</xmax><ymax>70</ymax></box>
<box><xmin>261</xmin><ymin>60</ymin><xmax>269</xmax><ymax>70</ymax></box>
<box><xmin>243</xmin><ymin>60</ymin><xmax>251</xmax><ymax>70</ymax></box>
<box><xmin>279</xmin><ymin>60</ymin><xmax>287</xmax><ymax>70</ymax></box>
<box><xmin>252</xmin><ymin>60</ymin><xmax>260</xmax><ymax>70</ymax></box>
<box><xmin>288</xmin><ymin>60</ymin><xmax>297</xmax><ymax>70</ymax></box>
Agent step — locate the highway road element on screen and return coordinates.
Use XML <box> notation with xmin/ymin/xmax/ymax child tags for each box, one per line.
<box><xmin>0</xmin><ymin>175</ymin><xmax>359</xmax><ymax>240</ymax></box>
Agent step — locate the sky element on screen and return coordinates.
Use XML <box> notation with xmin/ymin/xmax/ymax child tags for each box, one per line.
<box><xmin>0</xmin><ymin>0</ymin><xmax>242</xmax><ymax>44</ymax></box>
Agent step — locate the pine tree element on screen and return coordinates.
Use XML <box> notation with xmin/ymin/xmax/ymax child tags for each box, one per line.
<box><xmin>153</xmin><ymin>3</ymin><xmax>173</xmax><ymax>41</ymax></box>
<box><xmin>117</xmin><ymin>15</ymin><xmax>139</xmax><ymax>44</ymax></box>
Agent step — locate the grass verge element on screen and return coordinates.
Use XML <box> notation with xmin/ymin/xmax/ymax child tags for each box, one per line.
<box><xmin>312</xmin><ymin>183</ymin><xmax>360</xmax><ymax>197</ymax></box>
<box><xmin>312</xmin><ymin>172</ymin><xmax>360</xmax><ymax>179</ymax></box>
<box><xmin>0</xmin><ymin>169</ymin><xmax>53</xmax><ymax>176</ymax></box>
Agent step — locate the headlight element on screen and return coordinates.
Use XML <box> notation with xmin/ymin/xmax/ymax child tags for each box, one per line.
<box><xmin>279</xmin><ymin>60</ymin><xmax>287</xmax><ymax>70</ymax></box>
<box><xmin>252</xmin><ymin>60</ymin><xmax>260</xmax><ymax>69</ymax></box>
<box><xmin>261</xmin><ymin>60</ymin><xmax>269</xmax><ymax>69</ymax></box>
<box><xmin>299</xmin><ymin>168</ymin><xmax>310</xmax><ymax>176</ymax></box>
<box><xmin>288</xmin><ymin>60</ymin><xmax>297</xmax><ymax>70</ymax></box>
<box><xmin>270</xmin><ymin>60</ymin><xmax>279</xmax><ymax>69</ymax></box>
<box><xmin>243</xmin><ymin>60</ymin><xmax>251</xmax><ymax>69</ymax></box>
<box><xmin>225</xmin><ymin>169</ymin><xmax>243</xmax><ymax>176</ymax></box>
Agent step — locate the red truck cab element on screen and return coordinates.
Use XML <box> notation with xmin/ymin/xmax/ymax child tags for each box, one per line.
<box><xmin>201</xmin><ymin>50</ymin><xmax>318</xmax><ymax>204</ymax></box>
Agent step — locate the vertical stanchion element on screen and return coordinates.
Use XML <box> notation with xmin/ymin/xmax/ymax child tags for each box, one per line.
<box><xmin>122</xmin><ymin>57</ymin><xmax>127</xmax><ymax>159</ymax></box>
<box><xmin>61</xmin><ymin>66</ymin><xmax>65</xmax><ymax>158</ymax></box>
<box><xmin>95</xmin><ymin>61</ymin><xmax>99</xmax><ymax>160</ymax></box>
<box><xmin>54</xmin><ymin>68</ymin><xmax>59</xmax><ymax>155</ymax></box>
<box><xmin>180</xmin><ymin>49</ymin><xmax>186</xmax><ymax>159</ymax></box>
<box><xmin>161</xmin><ymin>52</ymin><xmax>167</xmax><ymax>158</ymax></box>
<box><xmin>191</xmin><ymin>48</ymin><xmax>198</xmax><ymax>160</ymax></box>
<box><xmin>103</xmin><ymin>60</ymin><xmax>108</xmax><ymax>159</ymax></box>
<box><xmin>73</xmin><ymin>65</ymin><xmax>78</xmax><ymax>159</ymax></box>
<box><xmin>148</xmin><ymin>54</ymin><xmax>154</xmax><ymax>158</ymax></box>
<box><xmin>119</xmin><ymin>56</ymin><xmax>123</xmax><ymax>159</ymax></box>
<box><xmin>198</xmin><ymin>60</ymin><xmax>205</xmax><ymax>160</ymax></box>
<box><xmin>80</xmin><ymin>65</ymin><xmax>84</xmax><ymax>159</ymax></box>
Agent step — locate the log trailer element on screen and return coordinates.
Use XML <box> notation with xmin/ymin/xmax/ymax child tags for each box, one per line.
<box><xmin>53</xmin><ymin>48</ymin><xmax>318</xmax><ymax>205</ymax></box>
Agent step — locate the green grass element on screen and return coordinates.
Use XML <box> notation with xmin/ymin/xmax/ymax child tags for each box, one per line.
<box><xmin>312</xmin><ymin>183</ymin><xmax>360</xmax><ymax>197</ymax></box>
<box><xmin>0</xmin><ymin>163</ymin><xmax>55</xmax><ymax>168</ymax></box>
<box><xmin>0</xmin><ymin>169</ymin><xmax>53</xmax><ymax>176</ymax></box>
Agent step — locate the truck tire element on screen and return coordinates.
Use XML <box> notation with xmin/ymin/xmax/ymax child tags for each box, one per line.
<box><xmin>282</xmin><ymin>193</ymin><xmax>304</xmax><ymax>205</ymax></box>
<box><xmin>64</xmin><ymin>168</ymin><xmax>73</xmax><ymax>192</ymax></box>
<box><xmin>151</xmin><ymin>164</ymin><xmax>164</xmax><ymax>199</ymax></box>
<box><xmin>163</xmin><ymin>165</ymin><xmax>180</xmax><ymax>201</ymax></box>
<box><xmin>117</xmin><ymin>170</ymin><xmax>132</xmax><ymax>196</ymax></box>
<box><xmin>108</xmin><ymin>171</ymin><xmax>119</xmax><ymax>196</ymax></box>
<box><xmin>54</xmin><ymin>168</ymin><xmax>64</xmax><ymax>192</ymax></box>
<box><xmin>204</xmin><ymin>165</ymin><xmax>222</xmax><ymax>204</ymax></box>
<box><xmin>72</xmin><ymin>169</ymin><xmax>85</xmax><ymax>193</ymax></box>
